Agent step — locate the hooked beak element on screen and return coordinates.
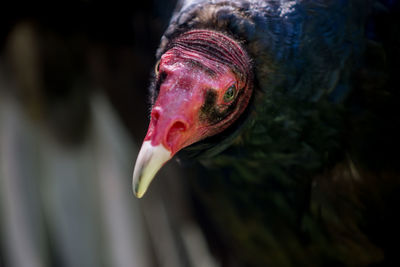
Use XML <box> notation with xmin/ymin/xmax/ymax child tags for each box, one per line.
<box><xmin>132</xmin><ymin>141</ymin><xmax>172</xmax><ymax>198</ymax></box>
<box><xmin>131</xmin><ymin>86</ymin><xmax>203</xmax><ymax>198</ymax></box>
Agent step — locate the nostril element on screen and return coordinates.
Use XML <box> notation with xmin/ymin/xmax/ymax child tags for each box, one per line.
<box><xmin>166</xmin><ymin>120</ymin><xmax>188</xmax><ymax>150</ymax></box>
<box><xmin>170</xmin><ymin>121</ymin><xmax>187</xmax><ymax>132</ymax></box>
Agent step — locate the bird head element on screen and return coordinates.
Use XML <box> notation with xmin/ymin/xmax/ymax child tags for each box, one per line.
<box><xmin>133</xmin><ymin>29</ymin><xmax>253</xmax><ymax>198</ymax></box>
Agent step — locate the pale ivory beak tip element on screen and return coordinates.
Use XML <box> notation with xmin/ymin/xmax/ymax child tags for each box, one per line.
<box><xmin>132</xmin><ymin>141</ymin><xmax>172</xmax><ymax>198</ymax></box>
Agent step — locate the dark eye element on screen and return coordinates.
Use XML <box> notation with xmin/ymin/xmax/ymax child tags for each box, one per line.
<box><xmin>223</xmin><ymin>85</ymin><xmax>236</xmax><ymax>102</ymax></box>
<box><xmin>154</xmin><ymin>60</ymin><xmax>161</xmax><ymax>75</ymax></box>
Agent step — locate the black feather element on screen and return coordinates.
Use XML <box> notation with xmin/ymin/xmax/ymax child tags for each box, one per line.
<box><xmin>150</xmin><ymin>0</ymin><xmax>400</xmax><ymax>266</ymax></box>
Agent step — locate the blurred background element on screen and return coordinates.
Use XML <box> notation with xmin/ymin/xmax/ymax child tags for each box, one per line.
<box><xmin>0</xmin><ymin>1</ymin><xmax>217</xmax><ymax>266</ymax></box>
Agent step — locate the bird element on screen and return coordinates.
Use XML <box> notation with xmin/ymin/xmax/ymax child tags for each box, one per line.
<box><xmin>132</xmin><ymin>0</ymin><xmax>400</xmax><ymax>266</ymax></box>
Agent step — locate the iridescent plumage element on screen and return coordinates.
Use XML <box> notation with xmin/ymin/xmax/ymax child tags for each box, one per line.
<box><xmin>134</xmin><ymin>1</ymin><xmax>400</xmax><ymax>265</ymax></box>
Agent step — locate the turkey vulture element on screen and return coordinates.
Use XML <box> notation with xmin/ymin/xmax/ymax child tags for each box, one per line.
<box><xmin>133</xmin><ymin>0</ymin><xmax>400</xmax><ymax>266</ymax></box>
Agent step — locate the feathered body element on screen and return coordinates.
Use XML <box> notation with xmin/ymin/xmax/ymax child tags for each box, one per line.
<box><xmin>140</xmin><ymin>0</ymin><xmax>400</xmax><ymax>266</ymax></box>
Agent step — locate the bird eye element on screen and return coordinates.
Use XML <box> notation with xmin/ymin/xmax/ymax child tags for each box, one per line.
<box><xmin>223</xmin><ymin>85</ymin><xmax>236</xmax><ymax>102</ymax></box>
<box><xmin>154</xmin><ymin>60</ymin><xmax>161</xmax><ymax>75</ymax></box>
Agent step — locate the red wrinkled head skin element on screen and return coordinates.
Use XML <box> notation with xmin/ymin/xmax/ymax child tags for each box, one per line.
<box><xmin>144</xmin><ymin>29</ymin><xmax>253</xmax><ymax>156</ymax></box>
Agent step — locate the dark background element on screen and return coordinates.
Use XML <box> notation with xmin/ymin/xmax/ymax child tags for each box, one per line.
<box><xmin>1</xmin><ymin>0</ymin><xmax>176</xmax><ymax>141</ymax></box>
